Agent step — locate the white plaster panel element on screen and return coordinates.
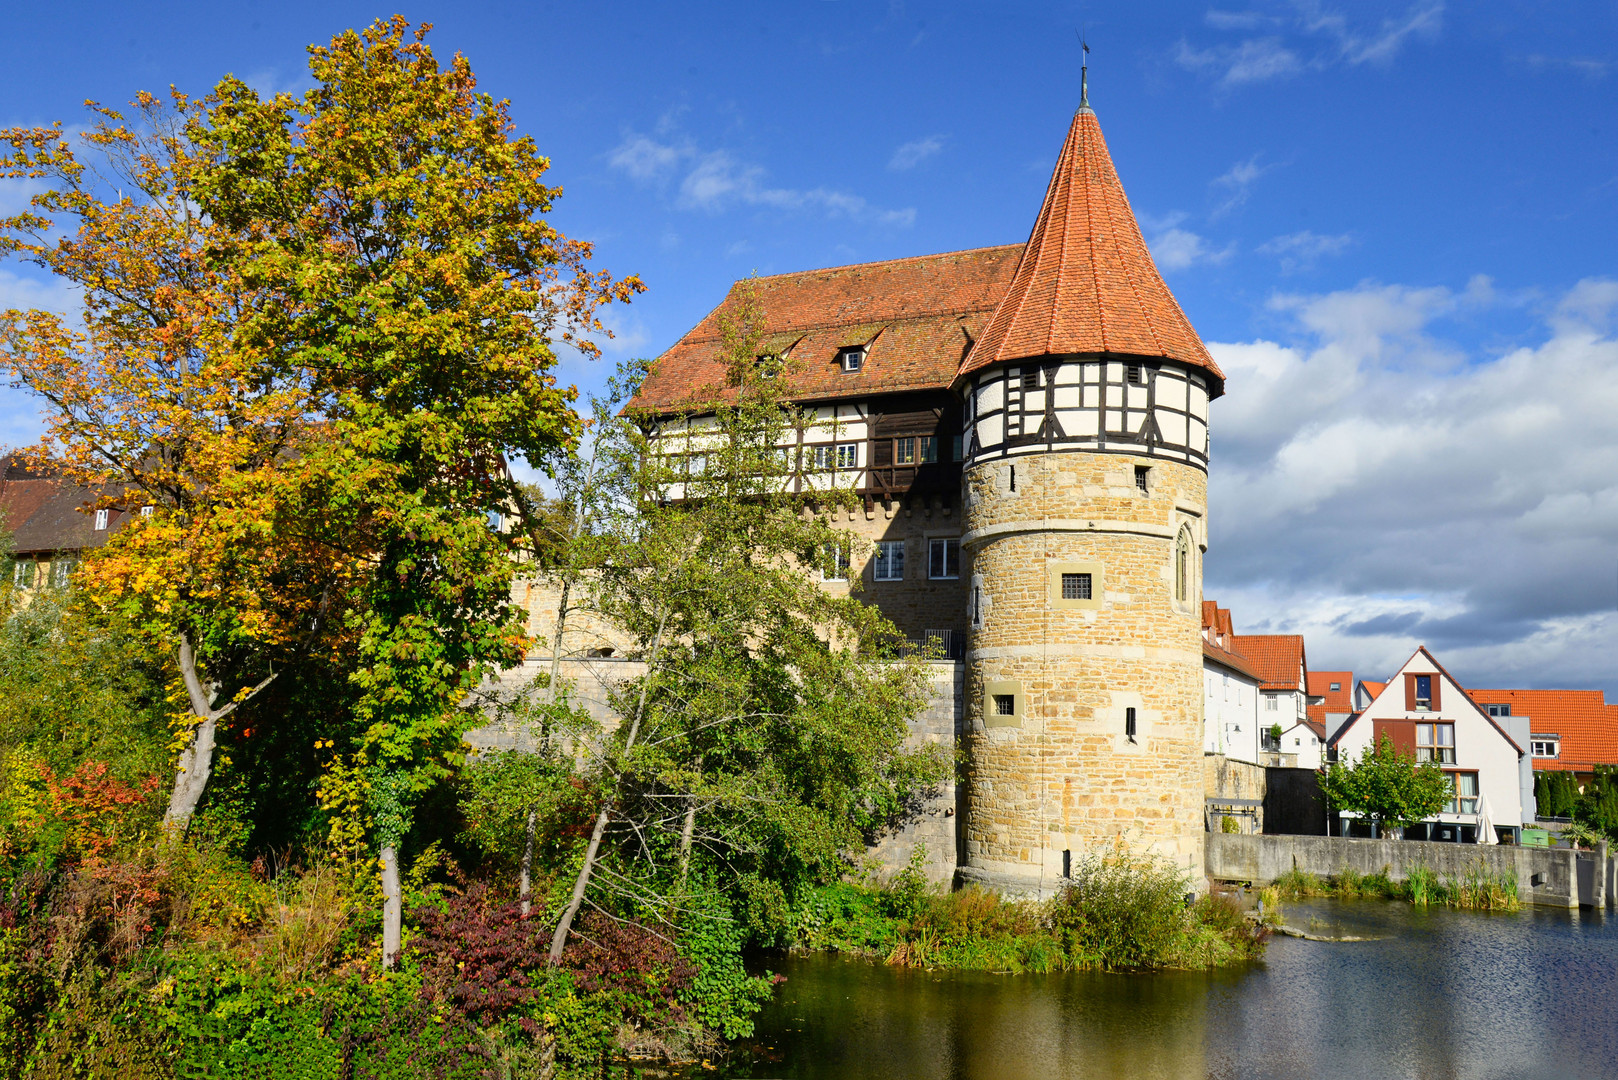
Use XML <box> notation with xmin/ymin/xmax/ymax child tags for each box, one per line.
<box><xmin>1188</xmin><ymin>384</ymin><xmax>1208</xmax><ymax>421</ymax></box>
<box><xmin>1156</xmin><ymin>375</ymin><xmax>1187</xmax><ymax>411</ymax></box>
<box><xmin>1069</xmin><ymin>410</ymin><xmax>1099</xmax><ymax>437</ymax></box>
<box><xmin>1127</xmin><ymin>385</ymin><xmax>1148</xmax><ymax>410</ymax></box>
<box><xmin>978</xmin><ymin>379</ymin><xmax>1004</xmax><ymax>414</ymax></box>
<box><xmin>1157</xmin><ymin>409</ymin><xmax>1187</xmax><ymax>446</ymax></box>
<box><xmin>1053</xmin><ymin>386</ymin><xmax>1083</xmax><ymax>410</ymax></box>
<box><xmin>1105</xmin><ymin>385</ymin><xmax>1122</xmax><ymax>408</ymax></box>
<box><xmin>977</xmin><ymin>415</ymin><xmax>1004</xmax><ymax>447</ymax></box>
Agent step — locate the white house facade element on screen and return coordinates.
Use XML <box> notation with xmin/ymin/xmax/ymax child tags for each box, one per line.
<box><xmin>1328</xmin><ymin>647</ymin><xmax>1531</xmax><ymax>843</ymax></box>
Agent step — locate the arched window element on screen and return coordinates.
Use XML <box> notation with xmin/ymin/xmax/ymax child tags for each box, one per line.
<box><xmin>1175</xmin><ymin>526</ymin><xmax>1192</xmax><ymax>603</ymax></box>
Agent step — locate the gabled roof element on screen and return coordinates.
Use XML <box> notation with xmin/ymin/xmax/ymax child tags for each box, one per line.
<box><xmin>1466</xmin><ymin>688</ymin><xmax>1618</xmax><ymax>773</ymax></box>
<box><xmin>632</xmin><ymin>245</ymin><xmax>1022</xmax><ymax>412</ymax></box>
<box><xmin>954</xmin><ymin>107</ymin><xmax>1223</xmax><ymax>393</ymax></box>
<box><xmin>1229</xmin><ymin>634</ymin><xmax>1306</xmax><ymax>692</ymax></box>
<box><xmin>1307</xmin><ymin>671</ymin><xmax>1354</xmax><ymax>723</ymax></box>
<box><xmin>1360</xmin><ymin>680</ymin><xmax>1386</xmax><ymax>699</ymax></box>
<box><xmin>1328</xmin><ymin>646</ymin><xmax>1523</xmax><ymax>754</ymax></box>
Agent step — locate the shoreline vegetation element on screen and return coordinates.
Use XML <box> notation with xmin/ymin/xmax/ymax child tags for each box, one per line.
<box><xmin>794</xmin><ymin>847</ymin><xmax>1273</xmax><ymax>975</ymax></box>
<box><xmin>1269</xmin><ymin>862</ymin><xmax>1521</xmax><ymax>912</ymax></box>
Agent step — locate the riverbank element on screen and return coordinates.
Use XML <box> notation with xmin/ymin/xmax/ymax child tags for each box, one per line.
<box><xmin>791</xmin><ymin>850</ymin><xmax>1270</xmax><ymax>973</ymax></box>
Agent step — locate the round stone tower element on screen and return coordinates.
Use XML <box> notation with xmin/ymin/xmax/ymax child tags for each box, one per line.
<box><xmin>951</xmin><ymin>99</ymin><xmax>1225</xmax><ymax>894</ymax></box>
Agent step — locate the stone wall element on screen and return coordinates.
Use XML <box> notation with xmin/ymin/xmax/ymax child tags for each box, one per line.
<box><xmin>816</xmin><ymin>495</ymin><xmax>971</xmax><ymax>645</ymax></box>
<box><xmin>958</xmin><ymin>449</ymin><xmax>1209</xmax><ymax>891</ymax></box>
<box><xmin>1203</xmin><ymin>754</ymin><xmax>1266</xmax><ymax>833</ymax></box>
<box><xmin>1205</xmin><ymin>832</ymin><xmax>1615</xmax><ymax>910</ymax></box>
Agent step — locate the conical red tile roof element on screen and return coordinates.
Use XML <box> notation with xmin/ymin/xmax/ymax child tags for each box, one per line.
<box><xmin>956</xmin><ymin>108</ymin><xmax>1223</xmax><ymax>395</ymax></box>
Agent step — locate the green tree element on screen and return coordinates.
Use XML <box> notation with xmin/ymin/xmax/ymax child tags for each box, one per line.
<box><xmin>541</xmin><ymin>283</ymin><xmax>946</xmax><ymax>964</ymax></box>
<box><xmin>1321</xmin><ymin>734</ymin><xmax>1451</xmax><ymax>834</ymax></box>
<box><xmin>182</xmin><ymin>17</ymin><xmax>642</xmax><ymax>964</ymax></box>
<box><xmin>1574</xmin><ymin>766</ymin><xmax>1618</xmax><ymax>842</ymax></box>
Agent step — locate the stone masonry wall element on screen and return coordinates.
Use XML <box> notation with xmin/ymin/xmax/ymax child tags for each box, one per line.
<box><xmin>959</xmin><ymin>448</ymin><xmax>1208</xmax><ymax>893</ymax></box>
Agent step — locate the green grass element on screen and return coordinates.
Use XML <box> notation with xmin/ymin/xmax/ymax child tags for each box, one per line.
<box><xmin>1269</xmin><ymin>861</ymin><xmax>1519</xmax><ymax>912</ymax></box>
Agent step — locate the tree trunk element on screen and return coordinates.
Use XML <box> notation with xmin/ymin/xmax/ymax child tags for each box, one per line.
<box><xmin>519</xmin><ymin>808</ymin><xmax>538</xmax><ymax>918</ymax></box>
<box><xmin>161</xmin><ymin>632</ymin><xmax>277</xmax><ymax>840</ymax></box>
<box><xmin>547</xmin><ymin>614</ymin><xmax>666</xmax><ymax>965</ymax></box>
<box><xmin>380</xmin><ymin>844</ymin><xmax>402</xmax><ymax>968</ymax></box>
<box><xmin>677</xmin><ymin>799</ymin><xmax>697</xmax><ymax>891</ymax></box>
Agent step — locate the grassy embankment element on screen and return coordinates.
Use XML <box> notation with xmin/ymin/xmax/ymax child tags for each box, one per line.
<box><xmin>1270</xmin><ymin>861</ymin><xmax>1520</xmax><ymax>912</ymax></box>
<box><xmin>791</xmin><ymin>847</ymin><xmax>1272</xmax><ymax>974</ymax></box>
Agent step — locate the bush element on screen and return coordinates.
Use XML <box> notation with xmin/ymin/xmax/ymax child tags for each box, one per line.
<box><xmin>1052</xmin><ymin>849</ymin><xmax>1199</xmax><ymax>971</ymax></box>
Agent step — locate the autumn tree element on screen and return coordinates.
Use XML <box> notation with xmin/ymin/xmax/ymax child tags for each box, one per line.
<box><xmin>184</xmin><ymin>18</ymin><xmax>641</xmax><ymax>964</ymax></box>
<box><xmin>2</xmin><ymin>17</ymin><xmax>641</xmax><ymax>965</ymax></box>
<box><xmin>0</xmin><ymin>94</ymin><xmax>344</xmax><ymax>838</ymax></box>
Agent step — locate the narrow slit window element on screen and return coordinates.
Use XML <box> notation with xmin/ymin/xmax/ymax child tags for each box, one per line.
<box><xmin>1061</xmin><ymin>572</ymin><xmax>1092</xmax><ymax>600</ymax></box>
<box><xmin>1008</xmin><ymin>464</ymin><xmax>1016</xmax><ymax>492</ymax></box>
<box><xmin>1174</xmin><ymin>527</ymin><xmax>1191</xmax><ymax>603</ymax></box>
<box><xmin>1125</xmin><ymin>707</ymin><xmax>1138</xmax><ymax>741</ymax></box>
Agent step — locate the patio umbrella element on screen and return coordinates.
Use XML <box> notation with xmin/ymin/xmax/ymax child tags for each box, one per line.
<box><xmin>1477</xmin><ymin>793</ymin><xmax>1496</xmax><ymax>845</ymax></box>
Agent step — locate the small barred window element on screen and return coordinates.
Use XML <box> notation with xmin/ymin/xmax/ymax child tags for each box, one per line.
<box><xmin>1061</xmin><ymin>572</ymin><xmax>1092</xmax><ymax>600</ymax></box>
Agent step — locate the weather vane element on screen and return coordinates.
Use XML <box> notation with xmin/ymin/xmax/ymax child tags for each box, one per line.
<box><xmin>1078</xmin><ymin>32</ymin><xmax>1091</xmax><ymax>109</ymax></box>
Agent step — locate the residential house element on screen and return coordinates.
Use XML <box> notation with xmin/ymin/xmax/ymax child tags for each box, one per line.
<box><xmin>1201</xmin><ymin>602</ymin><xmax>1263</xmax><ymax>763</ymax></box>
<box><xmin>1466</xmin><ymin>688</ymin><xmax>1618</xmax><ymax>786</ymax></box>
<box><xmin>1353</xmin><ymin>679</ymin><xmax>1385</xmax><ymax>713</ymax></box>
<box><xmin>0</xmin><ymin>456</ymin><xmax>130</xmax><ymax>590</ymax></box>
<box><xmin>1228</xmin><ymin>630</ymin><xmax>1314</xmax><ymax>766</ymax></box>
<box><xmin>1328</xmin><ymin>646</ymin><xmax>1532</xmax><ymax>842</ymax></box>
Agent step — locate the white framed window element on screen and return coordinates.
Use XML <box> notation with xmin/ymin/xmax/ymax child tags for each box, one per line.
<box><xmin>94</xmin><ymin>508</ymin><xmax>109</xmax><ymax>531</ymax></box>
<box><xmin>140</xmin><ymin>505</ymin><xmax>154</xmax><ymax>518</ymax></box>
<box><xmin>1531</xmin><ymin>739</ymin><xmax>1559</xmax><ymax>759</ymax></box>
<box><xmin>1486</xmin><ymin>703</ymin><xmax>1511</xmax><ymax>718</ymax></box>
<box><xmin>1265</xmin><ymin>696</ymin><xmax>1278</xmax><ymax>712</ymax></box>
<box><xmin>840</xmin><ymin>347</ymin><xmax>865</xmax><ymax>372</ymax></box>
<box><xmin>1416</xmin><ymin>723</ymin><xmax>1456</xmax><ymax>764</ymax></box>
<box><xmin>835</xmin><ymin>443</ymin><xmax>858</xmax><ymax>470</ymax></box>
<box><xmin>810</xmin><ymin>445</ymin><xmax>834</xmax><ymax>471</ymax></box>
<box><xmin>51</xmin><ymin>560</ymin><xmax>69</xmax><ymax>588</ymax></box>
<box><xmin>821</xmin><ymin>541</ymin><xmax>850</xmax><ymax>582</ymax></box>
<box><xmin>927</xmin><ymin>538</ymin><xmax>959</xmax><ymax>580</ymax></box>
<box><xmin>1444</xmin><ymin>772</ymin><xmax>1479</xmax><ymax>815</ymax></box>
<box><xmin>1329</xmin><ymin>682</ymin><xmax>1341</xmax><ymax>692</ymax></box>
<box><xmin>12</xmin><ymin>560</ymin><xmax>31</xmax><ymax>588</ymax></box>
<box><xmin>872</xmin><ymin>540</ymin><xmax>904</xmax><ymax>581</ymax></box>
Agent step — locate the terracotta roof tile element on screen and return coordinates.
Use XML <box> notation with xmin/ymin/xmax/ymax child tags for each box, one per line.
<box><xmin>1466</xmin><ymin>688</ymin><xmax>1618</xmax><ymax>773</ymax></box>
<box><xmin>0</xmin><ymin>456</ymin><xmax>128</xmax><ymax>556</ymax></box>
<box><xmin>1229</xmin><ymin>634</ymin><xmax>1305</xmax><ymax>692</ymax></box>
<box><xmin>632</xmin><ymin>245</ymin><xmax>1022</xmax><ymax>412</ymax></box>
<box><xmin>1308</xmin><ymin>671</ymin><xmax>1354</xmax><ymax>714</ymax></box>
<box><xmin>1203</xmin><ymin>640</ymin><xmax>1261</xmax><ymax>682</ymax></box>
<box><xmin>955</xmin><ymin>108</ymin><xmax>1223</xmax><ymax>393</ymax></box>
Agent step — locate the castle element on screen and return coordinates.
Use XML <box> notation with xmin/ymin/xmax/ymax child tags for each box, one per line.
<box><xmin>620</xmin><ymin>92</ymin><xmax>1225</xmax><ymax>894</ymax></box>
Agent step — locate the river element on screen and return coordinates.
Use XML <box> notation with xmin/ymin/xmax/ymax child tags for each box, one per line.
<box><xmin>707</xmin><ymin>900</ymin><xmax>1618</xmax><ymax>1080</ymax></box>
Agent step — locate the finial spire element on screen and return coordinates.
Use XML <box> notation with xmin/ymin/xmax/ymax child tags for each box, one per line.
<box><xmin>1080</xmin><ymin>36</ymin><xmax>1091</xmax><ymax>111</ymax></box>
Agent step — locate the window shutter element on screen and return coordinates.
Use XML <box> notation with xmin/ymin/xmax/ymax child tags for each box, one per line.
<box><xmin>1405</xmin><ymin>675</ymin><xmax>1417</xmax><ymax>711</ymax></box>
<box><xmin>1373</xmin><ymin>719</ymin><xmax>1418</xmax><ymax>757</ymax></box>
<box><xmin>1429</xmin><ymin>675</ymin><xmax>1442</xmax><ymax>712</ymax></box>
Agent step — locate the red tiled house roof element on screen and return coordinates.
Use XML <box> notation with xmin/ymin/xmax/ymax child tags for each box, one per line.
<box><xmin>1203</xmin><ymin>640</ymin><xmax>1262</xmax><ymax>682</ymax></box>
<box><xmin>1229</xmin><ymin>634</ymin><xmax>1306</xmax><ymax>692</ymax></box>
<box><xmin>1307</xmin><ymin>670</ymin><xmax>1354</xmax><ymax>725</ymax></box>
<box><xmin>0</xmin><ymin>456</ymin><xmax>128</xmax><ymax>557</ymax></box>
<box><xmin>1466</xmin><ymin>688</ymin><xmax>1618</xmax><ymax>773</ymax></box>
<box><xmin>953</xmin><ymin>107</ymin><xmax>1223</xmax><ymax>394</ymax></box>
<box><xmin>632</xmin><ymin>245</ymin><xmax>1022</xmax><ymax>412</ymax></box>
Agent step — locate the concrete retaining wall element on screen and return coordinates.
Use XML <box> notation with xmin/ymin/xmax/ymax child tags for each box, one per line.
<box><xmin>1206</xmin><ymin>832</ymin><xmax>1615</xmax><ymax>910</ymax></box>
<box><xmin>1203</xmin><ymin>754</ymin><xmax>1266</xmax><ymax>833</ymax></box>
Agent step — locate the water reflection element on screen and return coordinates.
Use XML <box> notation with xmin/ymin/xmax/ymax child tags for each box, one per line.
<box><xmin>715</xmin><ymin>902</ymin><xmax>1617</xmax><ymax>1080</ymax></box>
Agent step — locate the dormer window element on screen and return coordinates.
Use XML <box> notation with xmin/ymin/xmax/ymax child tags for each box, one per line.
<box><xmin>1485</xmin><ymin>704</ymin><xmax>1511</xmax><ymax>718</ymax></box>
<box><xmin>94</xmin><ymin>509</ymin><xmax>109</xmax><ymax>531</ymax></box>
<box><xmin>839</xmin><ymin>347</ymin><xmax>865</xmax><ymax>373</ymax></box>
<box><xmin>1530</xmin><ymin>738</ymin><xmax>1559</xmax><ymax>759</ymax></box>
<box><xmin>755</xmin><ymin>352</ymin><xmax>781</xmax><ymax>378</ymax></box>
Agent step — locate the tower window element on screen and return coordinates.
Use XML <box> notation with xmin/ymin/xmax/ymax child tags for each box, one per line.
<box><xmin>1008</xmin><ymin>464</ymin><xmax>1016</xmax><ymax>492</ymax></box>
<box><xmin>971</xmin><ymin>585</ymin><xmax>984</xmax><ymax>629</ymax></box>
<box><xmin>1135</xmin><ymin>466</ymin><xmax>1150</xmax><ymax>494</ymax></box>
<box><xmin>1125</xmin><ymin>707</ymin><xmax>1138</xmax><ymax>742</ymax></box>
<box><xmin>1061</xmin><ymin>572</ymin><xmax>1092</xmax><ymax>600</ymax></box>
<box><xmin>840</xmin><ymin>347</ymin><xmax>865</xmax><ymax>372</ymax></box>
<box><xmin>993</xmin><ymin>694</ymin><xmax>1016</xmax><ymax>717</ymax></box>
<box><xmin>1174</xmin><ymin>527</ymin><xmax>1192</xmax><ymax>603</ymax></box>
<box><xmin>1127</xmin><ymin>363</ymin><xmax>1143</xmax><ymax>385</ymax></box>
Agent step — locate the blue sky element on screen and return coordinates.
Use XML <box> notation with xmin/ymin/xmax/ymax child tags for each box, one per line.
<box><xmin>2</xmin><ymin>2</ymin><xmax>1616</xmax><ymax>693</ymax></box>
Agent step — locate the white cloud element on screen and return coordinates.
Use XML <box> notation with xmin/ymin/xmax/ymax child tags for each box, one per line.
<box><xmin>1144</xmin><ymin>214</ymin><xmax>1235</xmax><ymax>271</ymax></box>
<box><xmin>1175</xmin><ymin>37</ymin><xmax>1303</xmax><ymax>86</ymax></box>
<box><xmin>1526</xmin><ymin>54</ymin><xmax>1611</xmax><ymax>80</ymax></box>
<box><xmin>1257</xmin><ymin>229</ymin><xmax>1354</xmax><ymax>272</ymax></box>
<box><xmin>1205</xmin><ymin>276</ymin><xmax>1618</xmax><ymax>691</ymax></box>
<box><xmin>889</xmin><ymin>135</ymin><xmax>944</xmax><ymax>170</ymax></box>
<box><xmin>1178</xmin><ymin>2</ymin><xmax>1442</xmax><ymax>87</ymax></box>
<box><xmin>1210</xmin><ymin>154</ymin><xmax>1271</xmax><ymax>217</ymax></box>
<box><xmin>608</xmin><ymin>129</ymin><xmax>914</xmax><ymax>227</ymax></box>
